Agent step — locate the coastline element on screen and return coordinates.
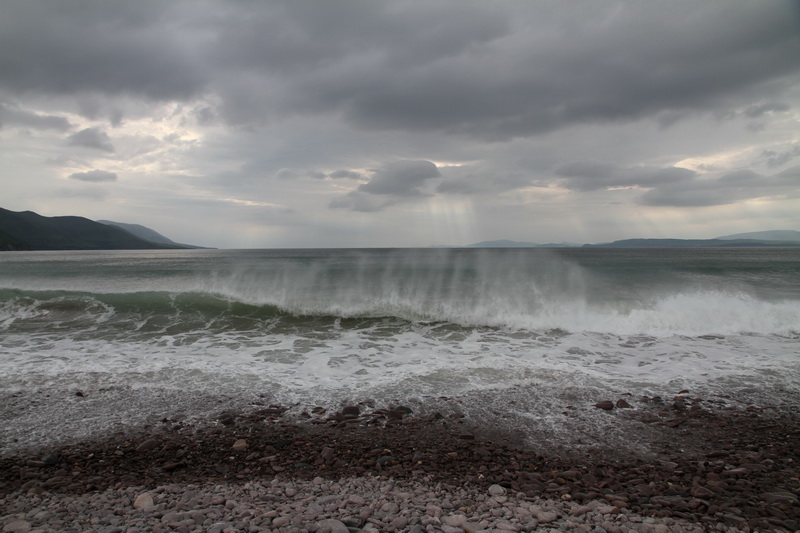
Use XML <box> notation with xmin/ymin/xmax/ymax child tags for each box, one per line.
<box><xmin>2</xmin><ymin>393</ymin><xmax>798</xmax><ymax>532</ymax></box>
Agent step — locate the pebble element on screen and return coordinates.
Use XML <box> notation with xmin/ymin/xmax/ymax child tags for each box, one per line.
<box><xmin>1</xmin><ymin>475</ymin><xmax>712</xmax><ymax>533</ymax></box>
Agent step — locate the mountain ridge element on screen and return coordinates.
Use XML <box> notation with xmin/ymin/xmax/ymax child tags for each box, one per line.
<box><xmin>0</xmin><ymin>208</ymin><xmax>198</xmax><ymax>251</ymax></box>
<box><xmin>465</xmin><ymin>230</ymin><xmax>800</xmax><ymax>248</ymax></box>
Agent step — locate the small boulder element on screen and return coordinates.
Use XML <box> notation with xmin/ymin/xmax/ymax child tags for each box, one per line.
<box><xmin>231</xmin><ymin>439</ymin><xmax>248</xmax><ymax>451</ymax></box>
<box><xmin>594</xmin><ymin>401</ymin><xmax>614</xmax><ymax>411</ymax></box>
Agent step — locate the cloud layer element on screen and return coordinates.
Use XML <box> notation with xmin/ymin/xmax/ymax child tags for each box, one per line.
<box><xmin>0</xmin><ymin>1</ymin><xmax>798</xmax><ymax>247</ymax></box>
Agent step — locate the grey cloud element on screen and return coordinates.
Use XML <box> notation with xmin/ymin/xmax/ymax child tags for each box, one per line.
<box><xmin>640</xmin><ymin>167</ymin><xmax>800</xmax><ymax>207</ymax></box>
<box><xmin>2</xmin><ymin>1</ymin><xmax>798</xmax><ymax>142</ymax></box>
<box><xmin>330</xmin><ymin>160</ymin><xmax>441</xmax><ymax>211</ymax></box>
<box><xmin>328</xmin><ymin>170</ymin><xmax>365</xmax><ymax>180</ymax></box>
<box><xmin>358</xmin><ymin>160</ymin><xmax>440</xmax><ymax>196</ymax></box>
<box><xmin>0</xmin><ymin>100</ymin><xmax>71</xmax><ymax>130</ymax></box>
<box><xmin>744</xmin><ymin>102</ymin><xmax>790</xmax><ymax>118</ymax></box>
<box><xmin>556</xmin><ymin>162</ymin><xmax>695</xmax><ymax>191</ymax></box>
<box><xmin>68</xmin><ymin>128</ymin><xmax>115</xmax><ymax>152</ymax></box>
<box><xmin>68</xmin><ymin>169</ymin><xmax>118</xmax><ymax>182</ymax></box>
<box><xmin>305</xmin><ymin>2</ymin><xmax>800</xmax><ymax>140</ymax></box>
<box><xmin>761</xmin><ymin>145</ymin><xmax>800</xmax><ymax>168</ymax></box>
<box><xmin>0</xmin><ymin>1</ymin><xmax>206</xmax><ymax>101</ymax></box>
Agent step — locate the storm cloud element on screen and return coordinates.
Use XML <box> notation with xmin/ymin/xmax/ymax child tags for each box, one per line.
<box><xmin>0</xmin><ymin>1</ymin><xmax>798</xmax><ymax>247</ymax></box>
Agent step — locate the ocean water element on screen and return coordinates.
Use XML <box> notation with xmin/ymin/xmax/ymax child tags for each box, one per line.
<box><xmin>1</xmin><ymin>247</ymin><xmax>799</xmax><ymax>451</ymax></box>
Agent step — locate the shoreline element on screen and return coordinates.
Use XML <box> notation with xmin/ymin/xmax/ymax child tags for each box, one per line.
<box><xmin>2</xmin><ymin>395</ymin><xmax>798</xmax><ymax>532</ymax></box>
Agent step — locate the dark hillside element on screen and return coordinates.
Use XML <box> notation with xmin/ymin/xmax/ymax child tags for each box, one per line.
<box><xmin>0</xmin><ymin>208</ymin><xmax>186</xmax><ymax>250</ymax></box>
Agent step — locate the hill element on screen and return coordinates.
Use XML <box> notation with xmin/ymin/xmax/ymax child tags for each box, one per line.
<box><xmin>97</xmin><ymin>220</ymin><xmax>207</xmax><ymax>249</ymax></box>
<box><xmin>716</xmin><ymin>230</ymin><xmax>800</xmax><ymax>242</ymax></box>
<box><xmin>0</xmin><ymin>208</ymin><xmax>190</xmax><ymax>251</ymax></box>
<box><xmin>584</xmin><ymin>238</ymin><xmax>800</xmax><ymax>248</ymax></box>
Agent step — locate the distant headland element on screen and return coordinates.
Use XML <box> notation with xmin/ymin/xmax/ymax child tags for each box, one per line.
<box><xmin>467</xmin><ymin>230</ymin><xmax>800</xmax><ymax>248</ymax></box>
<box><xmin>0</xmin><ymin>207</ymin><xmax>207</xmax><ymax>251</ymax></box>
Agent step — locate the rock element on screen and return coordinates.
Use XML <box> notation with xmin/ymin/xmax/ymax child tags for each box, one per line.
<box><xmin>231</xmin><ymin>439</ymin><xmax>248</xmax><ymax>451</ymax></box>
<box><xmin>761</xmin><ymin>492</ymin><xmax>797</xmax><ymax>505</ymax></box>
<box><xmin>389</xmin><ymin>516</ymin><xmax>409</xmax><ymax>530</ymax></box>
<box><xmin>133</xmin><ymin>492</ymin><xmax>155</xmax><ymax>510</ymax></box>
<box><xmin>537</xmin><ymin>511</ymin><xmax>558</xmax><ymax>523</ymax></box>
<box><xmin>320</xmin><ymin>446</ymin><xmax>335</xmax><ymax>460</ymax></box>
<box><xmin>690</xmin><ymin>486</ymin><xmax>715</xmax><ymax>498</ymax></box>
<box><xmin>2</xmin><ymin>521</ymin><xmax>31</xmax><ymax>533</ymax></box>
<box><xmin>444</xmin><ymin>514</ymin><xmax>467</xmax><ymax>527</ymax></box>
<box><xmin>316</xmin><ymin>518</ymin><xmax>349</xmax><ymax>533</ymax></box>
<box><xmin>615</xmin><ymin>399</ymin><xmax>632</xmax><ymax>408</ymax></box>
<box><xmin>341</xmin><ymin>405</ymin><xmax>360</xmax><ymax>416</ymax></box>
<box><xmin>272</xmin><ymin>516</ymin><xmax>290</xmax><ymax>527</ymax></box>
<box><xmin>488</xmin><ymin>484</ymin><xmax>506</xmax><ymax>497</ymax></box>
<box><xmin>161</xmin><ymin>461</ymin><xmax>185</xmax><ymax>472</ymax></box>
<box><xmin>136</xmin><ymin>439</ymin><xmax>160</xmax><ymax>452</ymax></box>
<box><xmin>594</xmin><ymin>401</ymin><xmax>614</xmax><ymax>410</ymax></box>
<box><xmin>348</xmin><ymin>494</ymin><xmax>366</xmax><ymax>505</ymax></box>
<box><xmin>41</xmin><ymin>453</ymin><xmax>59</xmax><ymax>466</ymax></box>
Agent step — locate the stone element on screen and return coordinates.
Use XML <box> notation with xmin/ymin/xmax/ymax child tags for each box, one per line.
<box><xmin>537</xmin><ymin>511</ymin><xmax>558</xmax><ymax>523</ymax></box>
<box><xmin>136</xmin><ymin>439</ymin><xmax>160</xmax><ymax>452</ymax></box>
<box><xmin>444</xmin><ymin>514</ymin><xmax>467</xmax><ymax>527</ymax></box>
<box><xmin>389</xmin><ymin>516</ymin><xmax>409</xmax><ymax>530</ymax></box>
<box><xmin>133</xmin><ymin>492</ymin><xmax>155</xmax><ymax>510</ymax></box>
<box><xmin>594</xmin><ymin>401</ymin><xmax>614</xmax><ymax>410</ymax></box>
<box><xmin>41</xmin><ymin>453</ymin><xmax>59</xmax><ymax>466</ymax></box>
<box><xmin>341</xmin><ymin>405</ymin><xmax>360</xmax><ymax>416</ymax></box>
<box><xmin>231</xmin><ymin>439</ymin><xmax>248</xmax><ymax>451</ymax></box>
<box><xmin>272</xmin><ymin>516</ymin><xmax>290</xmax><ymax>527</ymax></box>
<box><xmin>615</xmin><ymin>399</ymin><xmax>632</xmax><ymax>408</ymax></box>
<box><xmin>316</xmin><ymin>518</ymin><xmax>349</xmax><ymax>533</ymax></box>
<box><xmin>488</xmin><ymin>484</ymin><xmax>506</xmax><ymax>497</ymax></box>
<box><xmin>690</xmin><ymin>486</ymin><xmax>715</xmax><ymax>498</ymax></box>
<box><xmin>2</xmin><ymin>521</ymin><xmax>31</xmax><ymax>533</ymax></box>
<box><xmin>348</xmin><ymin>494</ymin><xmax>366</xmax><ymax>505</ymax></box>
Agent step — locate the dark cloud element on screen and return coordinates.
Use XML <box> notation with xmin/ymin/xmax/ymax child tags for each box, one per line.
<box><xmin>296</xmin><ymin>2</ymin><xmax>800</xmax><ymax>140</ymax></box>
<box><xmin>744</xmin><ymin>102</ymin><xmax>790</xmax><ymax>118</ymax></box>
<box><xmin>640</xmin><ymin>168</ymin><xmax>800</xmax><ymax>207</ymax></box>
<box><xmin>328</xmin><ymin>170</ymin><xmax>365</xmax><ymax>180</ymax></box>
<box><xmin>0</xmin><ymin>1</ymin><xmax>205</xmax><ymax>102</ymax></box>
<box><xmin>330</xmin><ymin>160</ymin><xmax>441</xmax><ymax>211</ymax></box>
<box><xmin>68</xmin><ymin>169</ymin><xmax>118</xmax><ymax>182</ymax></box>
<box><xmin>68</xmin><ymin>128</ymin><xmax>115</xmax><ymax>152</ymax></box>
<box><xmin>0</xmin><ymin>100</ymin><xmax>71</xmax><ymax>130</ymax></box>
<box><xmin>4</xmin><ymin>1</ymin><xmax>796</xmax><ymax>141</ymax></box>
<box><xmin>761</xmin><ymin>145</ymin><xmax>800</xmax><ymax>168</ymax></box>
<box><xmin>556</xmin><ymin>162</ymin><xmax>695</xmax><ymax>191</ymax></box>
<box><xmin>358</xmin><ymin>160</ymin><xmax>440</xmax><ymax>196</ymax></box>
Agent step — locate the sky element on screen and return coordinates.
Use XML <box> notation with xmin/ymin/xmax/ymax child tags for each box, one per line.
<box><xmin>1</xmin><ymin>1</ymin><xmax>799</xmax><ymax>248</ymax></box>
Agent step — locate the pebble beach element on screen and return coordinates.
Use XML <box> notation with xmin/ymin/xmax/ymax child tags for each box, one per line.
<box><xmin>2</xmin><ymin>391</ymin><xmax>798</xmax><ymax>533</ymax></box>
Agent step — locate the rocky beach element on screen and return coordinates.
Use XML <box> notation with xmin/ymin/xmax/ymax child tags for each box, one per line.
<box><xmin>2</xmin><ymin>390</ymin><xmax>798</xmax><ymax>533</ymax></box>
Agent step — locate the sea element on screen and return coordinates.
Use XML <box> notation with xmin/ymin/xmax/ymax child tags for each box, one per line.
<box><xmin>1</xmin><ymin>247</ymin><xmax>799</xmax><ymax>453</ymax></box>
